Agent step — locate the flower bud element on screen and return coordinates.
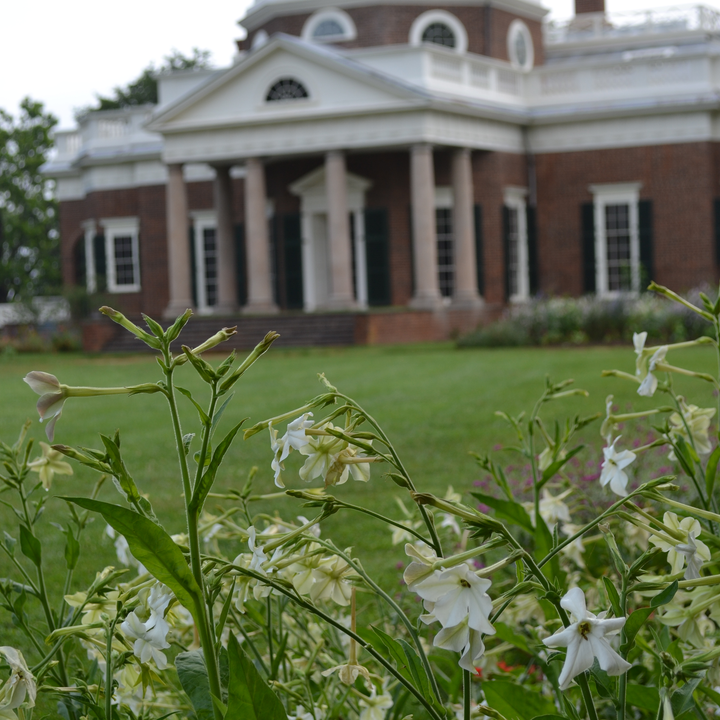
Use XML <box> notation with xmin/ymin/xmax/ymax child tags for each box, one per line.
<box><xmin>100</xmin><ymin>306</ymin><xmax>162</xmax><ymax>349</ymax></box>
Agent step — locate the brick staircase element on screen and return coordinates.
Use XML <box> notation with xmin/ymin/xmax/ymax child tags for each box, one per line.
<box><xmin>100</xmin><ymin>313</ymin><xmax>358</xmax><ymax>353</ymax></box>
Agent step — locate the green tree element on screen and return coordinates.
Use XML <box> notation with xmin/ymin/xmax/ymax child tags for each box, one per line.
<box><xmin>0</xmin><ymin>98</ymin><xmax>60</xmax><ymax>302</ymax></box>
<box><xmin>95</xmin><ymin>48</ymin><xmax>212</xmax><ymax>110</ymax></box>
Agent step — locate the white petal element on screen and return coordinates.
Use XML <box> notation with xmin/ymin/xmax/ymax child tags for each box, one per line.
<box><xmin>560</xmin><ymin>587</ymin><xmax>587</xmax><ymax>621</ymax></box>
<box><xmin>543</xmin><ymin>624</ymin><xmax>578</xmax><ymax>649</ymax></box>
<box><xmin>433</xmin><ymin>620</ymin><xmax>470</xmax><ymax>653</ymax></box>
<box><xmin>633</xmin><ymin>332</ymin><xmax>647</xmax><ymax>355</ymax></box>
<box><xmin>588</xmin><ymin>636</ymin><xmax>632</xmax><ymax>677</ymax></box>
<box><xmin>558</xmin><ymin>636</ymin><xmax>594</xmax><ymax>690</ymax></box>
<box><xmin>23</xmin><ymin>371</ymin><xmax>60</xmax><ymax>395</ymax></box>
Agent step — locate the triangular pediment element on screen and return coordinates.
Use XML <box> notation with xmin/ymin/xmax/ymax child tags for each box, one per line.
<box><xmin>149</xmin><ymin>35</ymin><xmax>423</xmax><ymax>132</ymax></box>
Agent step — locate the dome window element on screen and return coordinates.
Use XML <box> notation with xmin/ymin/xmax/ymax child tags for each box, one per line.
<box><xmin>266</xmin><ymin>78</ymin><xmax>309</xmax><ymax>102</ymax></box>
<box><xmin>313</xmin><ymin>19</ymin><xmax>345</xmax><ymax>38</ymax></box>
<box><xmin>507</xmin><ymin>20</ymin><xmax>534</xmax><ymax>71</ymax></box>
<box><xmin>422</xmin><ymin>22</ymin><xmax>456</xmax><ymax>48</ymax></box>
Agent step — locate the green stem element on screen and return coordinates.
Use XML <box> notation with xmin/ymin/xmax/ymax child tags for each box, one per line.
<box><xmin>331</xmin><ymin>499</ymin><xmax>432</xmax><ymax>546</ymax></box>
<box><xmin>105</xmin><ymin>618</ymin><xmax>116</xmax><ymax>720</ymax></box>
<box><xmin>463</xmin><ymin>669</ymin><xmax>471</xmax><ymax>720</ymax></box>
<box><xmin>267</xmin><ymin>596</ymin><xmax>275</xmax><ymax>680</ymax></box>
<box><xmin>163</xmin><ymin>357</ymin><xmax>223</xmax><ymax>720</ymax></box>
<box><xmin>618</xmin><ymin>576</ymin><xmax>628</xmax><ymax>720</ymax></box>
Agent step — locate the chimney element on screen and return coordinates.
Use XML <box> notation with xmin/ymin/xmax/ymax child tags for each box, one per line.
<box><xmin>575</xmin><ymin>0</ymin><xmax>605</xmax><ymax>13</ymax></box>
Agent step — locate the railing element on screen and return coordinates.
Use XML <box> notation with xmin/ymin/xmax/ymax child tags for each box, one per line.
<box><xmin>55</xmin><ymin>132</ymin><xmax>81</xmax><ymax>158</ymax></box>
<box><xmin>426</xmin><ymin>50</ymin><xmax>523</xmax><ymax>99</ymax></box>
<box><xmin>544</xmin><ymin>4</ymin><xmax>720</xmax><ymax>45</ymax></box>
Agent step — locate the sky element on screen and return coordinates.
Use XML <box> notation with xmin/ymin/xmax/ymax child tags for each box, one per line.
<box><xmin>3</xmin><ymin>0</ymin><xmax>719</xmax><ymax>129</ymax></box>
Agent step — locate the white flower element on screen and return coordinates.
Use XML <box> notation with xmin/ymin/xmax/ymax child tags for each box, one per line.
<box><xmin>23</xmin><ymin>371</ymin><xmax>67</xmax><ymax>441</ymax></box>
<box><xmin>0</xmin><ymin>647</ymin><xmax>36</xmax><ymax>710</ymax></box>
<box><xmin>403</xmin><ymin>542</ymin><xmax>438</xmax><ymax>590</ymax></box>
<box><xmin>524</xmin><ymin>489</ymin><xmax>572</xmax><ymax>531</ymax></box>
<box><xmin>600</xmin><ymin>437</ymin><xmax>636</xmax><ymax>497</ymax></box>
<box><xmin>285</xmin><ymin>413</ymin><xmax>314</xmax><ymax>451</ymax></box>
<box><xmin>323</xmin><ymin>446</ymin><xmax>372</xmax><ymax>488</ymax></box>
<box><xmin>542</xmin><ymin>587</ymin><xmax>631</xmax><ymax>690</ymax></box>
<box><xmin>358</xmin><ymin>686</ymin><xmax>393</xmax><ymax>720</ymax></box>
<box><xmin>105</xmin><ymin>526</ymin><xmax>147</xmax><ymax>575</ymax></box>
<box><xmin>310</xmin><ymin>555</ymin><xmax>354</xmax><ymax>606</ymax></box>
<box><xmin>299</xmin><ymin>424</ymin><xmax>347</xmax><ymax>483</ymax></box>
<box><xmin>27</xmin><ymin>441</ymin><xmax>73</xmax><ymax>490</ymax></box>
<box><xmin>413</xmin><ymin>564</ymin><xmax>495</xmax><ymax>634</ymax></box>
<box><xmin>120</xmin><ymin>611</ymin><xmax>170</xmax><ymax>670</ymax></box>
<box><xmin>432</xmin><ymin>615</ymin><xmax>487</xmax><ymax>671</ymax></box>
<box><xmin>661</xmin><ymin>691</ymin><xmax>674</xmax><ymax>720</ymax></box>
<box><xmin>561</xmin><ymin>523</ymin><xmax>586</xmax><ymax>568</ymax></box>
<box><xmin>633</xmin><ymin>331</ymin><xmax>648</xmax><ymax>359</ymax></box>
<box><xmin>637</xmin><ymin>345</ymin><xmax>667</xmax><ymax>397</ymax></box>
<box><xmin>648</xmin><ymin>512</ymin><xmax>711</xmax><ymax>580</ymax></box>
<box><xmin>247</xmin><ymin>526</ymin><xmax>268</xmax><ymax>573</ymax></box>
<box><xmin>288</xmin><ymin>705</ymin><xmax>325</xmax><ymax>720</ymax></box>
<box><xmin>669</xmin><ymin>398</ymin><xmax>715</xmax><ymax>457</ymax></box>
<box><xmin>322</xmin><ymin>661</ymin><xmax>371</xmax><ymax>685</ymax></box>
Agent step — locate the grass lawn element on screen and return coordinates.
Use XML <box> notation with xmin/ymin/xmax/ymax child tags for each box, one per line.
<box><xmin>0</xmin><ymin>340</ymin><xmax>716</xmax><ymax>659</ymax></box>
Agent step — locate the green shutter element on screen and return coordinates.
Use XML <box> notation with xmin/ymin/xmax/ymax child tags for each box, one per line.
<box><xmin>473</xmin><ymin>204</ymin><xmax>484</xmax><ymax>296</ymax></box>
<box><xmin>638</xmin><ymin>200</ymin><xmax>653</xmax><ymax>289</ymax></box>
<box><xmin>234</xmin><ymin>223</ymin><xmax>246</xmax><ymax>306</ymax></box>
<box><xmin>526</xmin><ymin>205</ymin><xmax>538</xmax><ymax>296</ymax></box>
<box><xmin>502</xmin><ymin>205</ymin><xmax>511</xmax><ymax>301</ymax></box>
<box><xmin>581</xmin><ymin>203</ymin><xmax>595</xmax><ymax>294</ymax></box>
<box><xmin>74</xmin><ymin>236</ymin><xmax>86</xmax><ymax>287</ymax></box>
<box><xmin>93</xmin><ymin>234</ymin><xmax>107</xmax><ymax>292</ymax></box>
<box><xmin>283</xmin><ymin>213</ymin><xmax>304</xmax><ymax>309</ymax></box>
<box><xmin>364</xmin><ymin>207</ymin><xmax>391</xmax><ymax>306</ymax></box>
<box><xmin>715</xmin><ymin>199</ymin><xmax>720</xmax><ymax>266</ymax></box>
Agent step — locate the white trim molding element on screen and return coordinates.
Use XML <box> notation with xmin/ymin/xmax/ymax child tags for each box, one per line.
<box><xmin>503</xmin><ymin>186</ymin><xmax>529</xmax><ymax>302</ymax></box>
<box><xmin>82</xmin><ymin>220</ymin><xmax>97</xmax><ymax>293</ymax></box>
<box><xmin>190</xmin><ymin>210</ymin><xmax>218</xmax><ymax>313</ymax></box>
<box><xmin>409</xmin><ymin>10</ymin><xmax>468</xmax><ymax>54</ymax></box>
<box><xmin>100</xmin><ymin>217</ymin><xmax>141</xmax><ymax>293</ymax></box>
<box><xmin>302</xmin><ymin>8</ymin><xmax>357</xmax><ymax>43</ymax></box>
<box><xmin>507</xmin><ymin>19</ymin><xmax>534</xmax><ymax>71</ymax></box>
<box><xmin>589</xmin><ymin>182</ymin><xmax>642</xmax><ymax>297</ymax></box>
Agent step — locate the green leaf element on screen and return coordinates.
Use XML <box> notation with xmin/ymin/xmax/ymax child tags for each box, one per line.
<box><xmin>61</xmin><ymin>497</ymin><xmax>202</xmax><ymax>621</ymax></box>
<box><xmin>671</xmin><ymin>678</ymin><xmax>701</xmax><ymax>716</ymax></box>
<box><xmin>705</xmin><ymin>445</ymin><xmax>720</xmax><ymax>498</ymax></box>
<box><xmin>165</xmin><ymin>308</ymin><xmax>193</xmax><ymax>343</ymax></box>
<box><xmin>651</xmin><ymin>580</ymin><xmax>678</xmax><ymax>608</ymax></box>
<box><xmin>100</xmin><ymin>434</ymin><xmax>141</xmax><ymax>504</ymax></box>
<box><xmin>211</xmin><ymin>392</ymin><xmax>235</xmax><ymax>438</ymax></box>
<box><xmin>368</xmin><ymin>626</ymin><xmax>415</xmax><ymax>686</ymax></box>
<box><xmin>483</xmin><ymin>680</ymin><xmax>556</xmax><ymax>720</ymax></box>
<box><xmin>62</xmin><ymin>525</ymin><xmax>80</xmax><ymax>571</ymax></box>
<box><xmin>226</xmin><ymin>632</ymin><xmax>286</xmax><ymax>720</ymax></box>
<box><xmin>175</xmin><ymin>650</ymin><xmax>214</xmax><ymax>720</ymax></box>
<box><xmin>493</xmin><ymin>622</ymin><xmax>532</xmax><ymax>655</ymax></box>
<box><xmin>538</xmin><ymin>445</ymin><xmax>584</xmax><ymax>489</ymax></box>
<box><xmin>183</xmin><ymin>346</ymin><xmax>216</xmax><ymax>384</ymax></box>
<box><xmin>470</xmin><ymin>492</ymin><xmax>534</xmax><ymax>532</ymax></box>
<box><xmin>602</xmin><ymin>577</ymin><xmax>622</xmax><ymax>617</ymax></box>
<box><xmin>620</xmin><ymin>607</ymin><xmax>653</xmax><ymax>654</ymax></box>
<box><xmin>142</xmin><ymin>313</ymin><xmax>167</xmax><ymax>340</ymax></box>
<box><xmin>19</xmin><ymin>525</ymin><xmax>41</xmax><ymax>568</ymax></box>
<box><xmin>176</xmin><ymin>387</ymin><xmax>210</xmax><ymax>426</ymax></box>
<box><xmin>626</xmin><ymin>684</ymin><xmax>659</xmax><ymax>712</ymax></box>
<box><xmin>397</xmin><ymin>638</ymin><xmax>434</xmax><ymax>701</ymax></box>
<box><xmin>190</xmin><ymin>420</ymin><xmax>246</xmax><ymax>513</ymax></box>
<box><xmin>535</xmin><ymin>517</ymin><xmax>561</xmax><ymax>582</ymax></box>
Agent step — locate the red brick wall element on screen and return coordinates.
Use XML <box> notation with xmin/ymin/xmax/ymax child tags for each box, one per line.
<box><xmin>241</xmin><ymin>5</ymin><xmax>543</xmax><ymax>64</ymax></box>
<box><xmin>534</xmin><ymin>142</ymin><xmax>717</xmax><ymax>296</ymax></box>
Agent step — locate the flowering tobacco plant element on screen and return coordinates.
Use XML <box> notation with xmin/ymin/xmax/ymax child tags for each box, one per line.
<box><xmin>2</xmin><ymin>284</ymin><xmax>720</xmax><ymax>719</ymax></box>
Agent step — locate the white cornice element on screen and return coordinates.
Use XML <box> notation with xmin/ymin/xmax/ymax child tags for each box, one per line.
<box><xmin>240</xmin><ymin>0</ymin><xmax>548</xmax><ymax>32</ymax></box>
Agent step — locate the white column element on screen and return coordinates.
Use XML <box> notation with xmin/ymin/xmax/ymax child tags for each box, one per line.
<box><xmin>243</xmin><ymin>158</ymin><xmax>278</xmax><ymax>314</ymax></box>
<box><xmin>164</xmin><ymin>163</ymin><xmax>194</xmax><ymax>319</ymax></box>
<box><xmin>325</xmin><ymin>150</ymin><xmax>357</xmax><ymax>309</ymax></box>
<box><xmin>409</xmin><ymin>144</ymin><xmax>442</xmax><ymax>309</ymax></box>
<box><xmin>214</xmin><ymin>165</ymin><xmax>238</xmax><ymax>314</ymax></box>
<box><xmin>451</xmin><ymin>148</ymin><xmax>482</xmax><ymax>307</ymax></box>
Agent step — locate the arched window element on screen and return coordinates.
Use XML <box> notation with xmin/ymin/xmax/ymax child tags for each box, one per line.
<box><xmin>314</xmin><ymin>19</ymin><xmax>344</xmax><ymax>38</ymax></box>
<box><xmin>507</xmin><ymin>20</ymin><xmax>534</xmax><ymax>71</ymax></box>
<box><xmin>266</xmin><ymin>78</ymin><xmax>309</xmax><ymax>102</ymax></box>
<box><xmin>422</xmin><ymin>22</ymin><xmax>456</xmax><ymax>48</ymax></box>
<box><xmin>409</xmin><ymin>10</ymin><xmax>468</xmax><ymax>54</ymax></box>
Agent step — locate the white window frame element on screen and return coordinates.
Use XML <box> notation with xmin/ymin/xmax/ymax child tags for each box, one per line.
<box><xmin>507</xmin><ymin>19</ymin><xmax>535</xmax><ymax>71</ymax></box>
<box><xmin>191</xmin><ymin>211</ymin><xmax>218</xmax><ymax>314</ymax></box>
<box><xmin>409</xmin><ymin>10</ymin><xmax>468</xmax><ymax>54</ymax></box>
<box><xmin>504</xmin><ymin>187</ymin><xmax>529</xmax><ymax>302</ymax></box>
<box><xmin>302</xmin><ymin>8</ymin><xmax>357</xmax><ymax>43</ymax></box>
<box><xmin>100</xmin><ymin>217</ymin><xmax>141</xmax><ymax>293</ymax></box>
<box><xmin>434</xmin><ymin>187</ymin><xmax>454</xmax><ymax>304</ymax></box>
<box><xmin>589</xmin><ymin>183</ymin><xmax>642</xmax><ymax>297</ymax></box>
<box><xmin>82</xmin><ymin>220</ymin><xmax>97</xmax><ymax>293</ymax></box>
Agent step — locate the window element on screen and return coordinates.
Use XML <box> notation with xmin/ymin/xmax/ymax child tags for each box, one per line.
<box><xmin>100</xmin><ymin>218</ymin><xmax>141</xmax><ymax>293</ymax></box>
<box><xmin>507</xmin><ymin>20</ymin><xmax>534</xmax><ymax>71</ymax></box>
<box><xmin>192</xmin><ymin>212</ymin><xmax>218</xmax><ymax>313</ymax></box>
<box><xmin>302</xmin><ymin>9</ymin><xmax>357</xmax><ymax>43</ymax></box>
<box><xmin>503</xmin><ymin>189</ymin><xmax>529</xmax><ymax>301</ymax></box>
<box><xmin>409</xmin><ymin>10</ymin><xmax>468</xmax><ymax>53</ymax></box>
<box><xmin>590</xmin><ymin>183</ymin><xmax>641</xmax><ymax>296</ymax></box>
<box><xmin>422</xmin><ymin>22</ymin><xmax>456</xmax><ymax>48</ymax></box>
<box><xmin>266</xmin><ymin>78</ymin><xmax>309</xmax><ymax>102</ymax></box>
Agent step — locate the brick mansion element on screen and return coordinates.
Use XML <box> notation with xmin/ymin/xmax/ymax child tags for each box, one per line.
<box><xmin>44</xmin><ymin>0</ymin><xmax>720</xmax><ymax>347</ymax></box>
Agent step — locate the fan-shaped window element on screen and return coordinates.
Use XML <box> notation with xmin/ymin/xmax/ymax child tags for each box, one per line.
<box><xmin>313</xmin><ymin>19</ymin><xmax>344</xmax><ymax>37</ymax></box>
<box><xmin>422</xmin><ymin>22</ymin><xmax>456</xmax><ymax>48</ymax></box>
<box><xmin>266</xmin><ymin>78</ymin><xmax>309</xmax><ymax>102</ymax></box>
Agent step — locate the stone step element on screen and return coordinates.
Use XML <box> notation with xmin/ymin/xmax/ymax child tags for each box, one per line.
<box><xmin>100</xmin><ymin>313</ymin><xmax>358</xmax><ymax>353</ymax></box>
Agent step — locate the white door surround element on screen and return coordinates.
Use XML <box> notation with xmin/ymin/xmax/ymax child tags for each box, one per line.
<box><xmin>289</xmin><ymin>166</ymin><xmax>372</xmax><ymax>311</ymax></box>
